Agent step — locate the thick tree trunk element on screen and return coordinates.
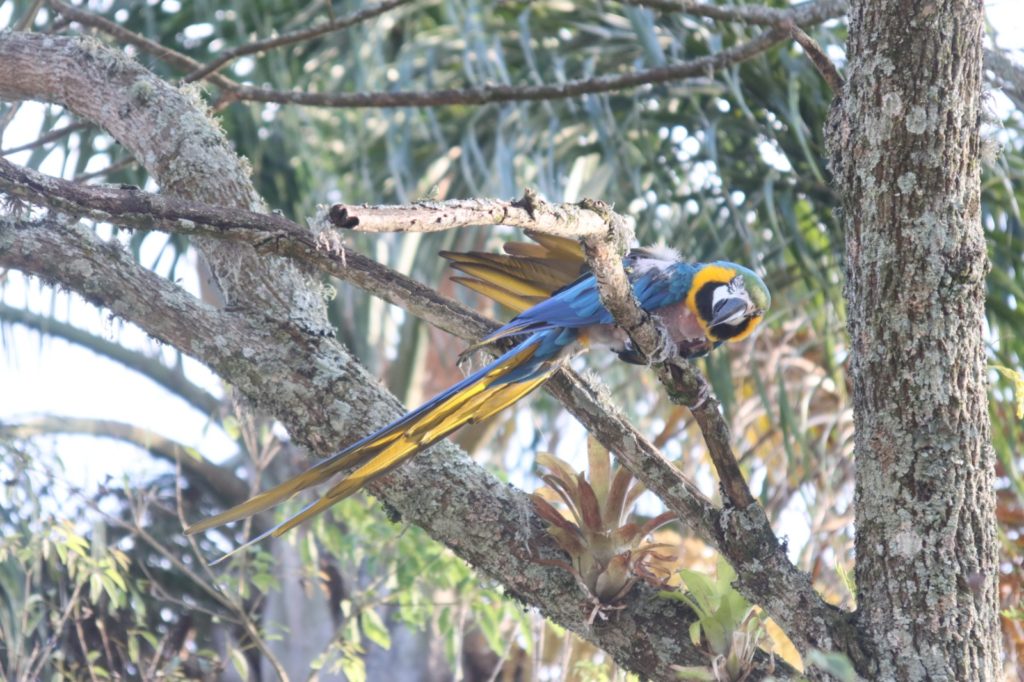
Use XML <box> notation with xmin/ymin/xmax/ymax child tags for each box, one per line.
<box><xmin>827</xmin><ymin>0</ymin><xmax>1001</xmax><ymax>679</ymax></box>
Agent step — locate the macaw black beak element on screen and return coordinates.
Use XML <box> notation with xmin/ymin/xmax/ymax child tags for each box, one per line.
<box><xmin>710</xmin><ymin>297</ymin><xmax>749</xmax><ymax>327</ymax></box>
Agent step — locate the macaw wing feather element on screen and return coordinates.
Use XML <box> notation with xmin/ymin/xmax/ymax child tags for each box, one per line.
<box><xmin>442</xmin><ymin>232</ymin><xmax>588</xmax><ymax>313</ymax></box>
<box><xmin>449</xmin><ymin>276</ymin><xmax>548</xmax><ymax>313</ymax></box>
<box><xmin>445</xmin><ymin>261</ymin><xmax>554</xmax><ymax>299</ymax></box>
<box><xmin>442</xmin><ymin>251</ymin><xmax>575</xmax><ymax>291</ymax></box>
<box><xmin>448</xmin><ymin>274</ymin><xmax>552</xmax><ymax>311</ymax></box>
<box><xmin>517</xmin><ymin>230</ymin><xmax>585</xmax><ymax>261</ymax></box>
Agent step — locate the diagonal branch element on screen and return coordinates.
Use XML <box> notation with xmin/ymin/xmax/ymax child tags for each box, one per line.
<box><xmin>227</xmin><ymin>26</ymin><xmax>789</xmax><ymax>109</ymax></box>
<box><xmin>181</xmin><ymin>0</ymin><xmax>414</xmax><ymax>84</ymax></box>
<box><xmin>0</xmin><ymin>416</ymin><xmax>249</xmax><ymax>504</ymax></box>
<box><xmin>46</xmin><ymin>0</ymin><xmax>239</xmax><ymax>91</ymax></box>
<box><xmin>0</xmin><ymin>302</ymin><xmax>221</xmax><ymax>416</ymax></box>
<box><xmin>624</xmin><ymin>0</ymin><xmax>848</xmax><ymax>26</ymax></box>
<box><xmin>572</xmin><ymin>206</ymin><xmax>861</xmax><ymax>664</ymax></box>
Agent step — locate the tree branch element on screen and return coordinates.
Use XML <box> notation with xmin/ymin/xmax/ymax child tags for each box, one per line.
<box><xmin>226</xmin><ymin>26</ymin><xmax>789</xmax><ymax>109</ymax></box>
<box><xmin>327</xmin><ymin>191</ymin><xmax>612</xmax><ymax>238</ymax></box>
<box><xmin>0</xmin><ymin>29</ymin><xmax>843</xmax><ymax>672</ymax></box>
<box><xmin>624</xmin><ymin>0</ymin><xmax>848</xmax><ymax>26</ymax></box>
<box><xmin>0</xmin><ymin>302</ymin><xmax>221</xmax><ymax>416</ymax></box>
<box><xmin>0</xmin><ymin>416</ymin><xmax>249</xmax><ymax>504</ymax></box>
<box><xmin>46</xmin><ymin>0</ymin><xmax>239</xmax><ymax>92</ymax></box>
<box><xmin>181</xmin><ymin>0</ymin><xmax>414</xmax><ymax>84</ymax></box>
<box><xmin>1</xmin><ymin>120</ymin><xmax>89</xmax><ymax>155</ymax></box>
<box><xmin>45</xmin><ymin>0</ymin><xmax>847</xmax><ymax>112</ymax></box>
<box><xmin>788</xmin><ymin>25</ymin><xmax>844</xmax><ymax>92</ymax></box>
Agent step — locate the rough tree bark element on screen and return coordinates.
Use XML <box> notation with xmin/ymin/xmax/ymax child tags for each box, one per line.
<box><xmin>827</xmin><ymin>0</ymin><xmax>1001</xmax><ymax>679</ymax></box>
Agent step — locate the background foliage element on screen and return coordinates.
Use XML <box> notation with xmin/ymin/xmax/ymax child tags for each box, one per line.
<box><xmin>1</xmin><ymin>0</ymin><xmax>1022</xmax><ymax>679</ymax></box>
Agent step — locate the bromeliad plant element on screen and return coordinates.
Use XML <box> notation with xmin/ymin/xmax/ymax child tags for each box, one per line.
<box><xmin>530</xmin><ymin>438</ymin><xmax>676</xmax><ymax>619</ymax></box>
<box><xmin>661</xmin><ymin>557</ymin><xmax>772</xmax><ymax>682</ymax></box>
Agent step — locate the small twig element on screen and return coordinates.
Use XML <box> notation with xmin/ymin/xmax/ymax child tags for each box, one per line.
<box><xmin>227</xmin><ymin>27</ymin><xmax>790</xmax><ymax>109</ymax></box>
<box><xmin>72</xmin><ymin>612</ymin><xmax>101</xmax><ymax>682</ymax></box>
<box><xmin>84</xmin><ymin>497</ymin><xmax>292</xmax><ymax>682</ymax></box>
<box><xmin>788</xmin><ymin>24</ymin><xmax>844</xmax><ymax>92</ymax></box>
<box><xmin>624</xmin><ymin>0</ymin><xmax>848</xmax><ymax>27</ymax></box>
<box><xmin>47</xmin><ymin>0</ymin><xmax>238</xmax><ymax>91</ymax></box>
<box><xmin>25</xmin><ymin>579</ymin><xmax>87</xmax><ymax>681</ymax></box>
<box><xmin>0</xmin><ymin>302</ymin><xmax>220</xmax><ymax>415</ymax></box>
<box><xmin>1</xmin><ymin>121</ymin><xmax>89</xmax><ymax>156</ymax></box>
<box><xmin>74</xmin><ymin>157</ymin><xmax>136</xmax><ymax>183</ymax></box>
<box><xmin>182</xmin><ymin>0</ymin><xmax>413</xmax><ymax>83</ymax></box>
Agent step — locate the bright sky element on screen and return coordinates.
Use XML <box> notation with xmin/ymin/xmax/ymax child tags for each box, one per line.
<box><xmin>0</xmin><ymin>2</ymin><xmax>1021</xmax><ymax>558</ymax></box>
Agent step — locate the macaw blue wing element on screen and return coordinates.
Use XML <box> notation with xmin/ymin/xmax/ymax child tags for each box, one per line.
<box><xmin>479</xmin><ymin>258</ymin><xmax>699</xmax><ymax>345</ymax></box>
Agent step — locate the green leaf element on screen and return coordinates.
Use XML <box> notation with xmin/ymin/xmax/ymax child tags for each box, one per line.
<box><xmin>688</xmin><ymin>620</ymin><xmax>702</xmax><ymax>648</ymax></box>
<box><xmin>360</xmin><ymin>608</ymin><xmax>392</xmax><ymax>650</ymax></box>
<box><xmin>128</xmin><ymin>633</ymin><xmax>140</xmax><ymax>665</ymax></box>
<box><xmin>228</xmin><ymin>646</ymin><xmax>249</xmax><ymax>679</ymax></box>
<box><xmin>805</xmin><ymin>649</ymin><xmax>858</xmax><ymax>682</ymax></box>
<box><xmin>674</xmin><ymin>665</ymin><xmax>716</xmax><ymax>681</ymax></box>
<box><xmin>89</xmin><ymin>572</ymin><xmax>103</xmax><ymax>604</ymax></box>
<box><xmin>340</xmin><ymin>650</ymin><xmax>367</xmax><ymax>682</ymax></box>
<box><xmin>250</xmin><ymin>569</ymin><xmax>280</xmax><ymax>594</ymax></box>
<box><xmin>677</xmin><ymin>569</ymin><xmax>716</xmax><ymax>615</ymax></box>
<box><xmin>475</xmin><ymin>598</ymin><xmax>505</xmax><ymax>655</ymax></box>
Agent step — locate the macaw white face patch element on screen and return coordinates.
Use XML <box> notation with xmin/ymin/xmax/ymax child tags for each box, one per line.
<box><xmin>711</xmin><ymin>276</ymin><xmax>752</xmax><ymax>325</ymax></box>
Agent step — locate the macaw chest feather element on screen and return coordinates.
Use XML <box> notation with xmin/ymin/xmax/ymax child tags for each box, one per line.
<box><xmin>656</xmin><ymin>300</ymin><xmax>714</xmax><ymax>357</ymax></box>
<box><xmin>579</xmin><ymin>300</ymin><xmax>710</xmax><ymax>359</ymax></box>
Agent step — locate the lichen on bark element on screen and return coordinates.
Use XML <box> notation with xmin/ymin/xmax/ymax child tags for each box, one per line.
<box><xmin>826</xmin><ymin>0</ymin><xmax>1001</xmax><ymax>679</ymax></box>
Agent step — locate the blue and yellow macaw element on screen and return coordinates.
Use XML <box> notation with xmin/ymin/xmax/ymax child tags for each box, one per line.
<box><xmin>186</xmin><ymin>233</ymin><xmax>770</xmax><ymax>550</ymax></box>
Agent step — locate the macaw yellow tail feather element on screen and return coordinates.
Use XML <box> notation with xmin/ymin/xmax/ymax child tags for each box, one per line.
<box><xmin>188</xmin><ymin>338</ymin><xmax>555</xmax><ymax>561</ymax></box>
<box><xmin>255</xmin><ymin>372</ymin><xmax>551</xmax><ymax>542</ymax></box>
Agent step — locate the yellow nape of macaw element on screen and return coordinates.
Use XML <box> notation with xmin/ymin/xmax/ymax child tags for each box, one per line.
<box><xmin>185</xmin><ymin>232</ymin><xmax>770</xmax><ymax>560</ymax></box>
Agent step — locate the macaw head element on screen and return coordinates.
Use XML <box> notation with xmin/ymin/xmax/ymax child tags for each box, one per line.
<box><xmin>687</xmin><ymin>262</ymin><xmax>771</xmax><ymax>344</ymax></box>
